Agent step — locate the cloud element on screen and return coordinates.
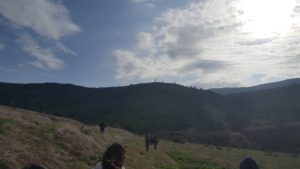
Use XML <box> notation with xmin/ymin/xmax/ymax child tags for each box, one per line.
<box><xmin>0</xmin><ymin>42</ymin><xmax>4</xmax><ymax>50</ymax></box>
<box><xmin>0</xmin><ymin>0</ymin><xmax>80</xmax><ymax>70</ymax></box>
<box><xmin>238</xmin><ymin>38</ymin><xmax>275</xmax><ymax>46</ymax></box>
<box><xmin>114</xmin><ymin>50</ymin><xmax>167</xmax><ymax>79</ymax></box>
<box><xmin>0</xmin><ymin>0</ymin><xmax>81</xmax><ymax>40</ymax></box>
<box><xmin>130</xmin><ymin>0</ymin><xmax>155</xmax><ymax>8</ymax></box>
<box><xmin>114</xmin><ymin>49</ymin><xmax>183</xmax><ymax>79</ymax></box>
<box><xmin>114</xmin><ymin>0</ymin><xmax>300</xmax><ymax>88</ymax></box>
<box><xmin>0</xmin><ymin>66</ymin><xmax>15</xmax><ymax>72</ymax></box>
<box><xmin>179</xmin><ymin>59</ymin><xmax>228</xmax><ymax>73</ymax></box>
<box><xmin>131</xmin><ymin>0</ymin><xmax>148</xmax><ymax>2</ymax></box>
<box><xmin>29</xmin><ymin>60</ymin><xmax>47</xmax><ymax>70</ymax></box>
<box><xmin>55</xmin><ymin>42</ymin><xmax>77</xmax><ymax>56</ymax></box>
<box><xmin>137</xmin><ymin>32</ymin><xmax>156</xmax><ymax>53</ymax></box>
<box><xmin>18</xmin><ymin>33</ymin><xmax>64</xmax><ymax>70</ymax></box>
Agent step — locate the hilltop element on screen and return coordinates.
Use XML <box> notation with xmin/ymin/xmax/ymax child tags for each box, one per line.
<box><xmin>1</xmin><ymin>105</ymin><xmax>300</xmax><ymax>169</ymax></box>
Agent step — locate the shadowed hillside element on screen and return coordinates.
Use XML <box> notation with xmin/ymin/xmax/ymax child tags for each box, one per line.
<box><xmin>1</xmin><ymin>82</ymin><xmax>300</xmax><ymax>153</ymax></box>
<box><xmin>225</xmin><ymin>84</ymin><xmax>300</xmax><ymax>153</ymax></box>
<box><xmin>1</xmin><ymin>105</ymin><xmax>300</xmax><ymax>169</ymax></box>
<box><xmin>0</xmin><ymin>82</ymin><xmax>227</xmax><ymax>133</ymax></box>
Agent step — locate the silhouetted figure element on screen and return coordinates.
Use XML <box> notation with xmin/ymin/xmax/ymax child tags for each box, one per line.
<box><xmin>151</xmin><ymin>135</ymin><xmax>155</xmax><ymax>144</ymax></box>
<box><xmin>22</xmin><ymin>163</ymin><xmax>47</xmax><ymax>169</ymax></box>
<box><xmin>152</xmin><ymin>135</ymin><xmax>159</xmax><ymax>149</ymax></box>
<box><xmin>99</xmin><ymin>122</ymin><xmax>107</xmax><ymax>133</ymax></box>
<box><xmin>145</xmin><ymin>133</ymin><xmax>151</xmax><ymax>152</ymax></box>
<box><xmin>93</xmin><ymin>143</ymin><xmax>126</xmax><ymax>169</ymax></box>
<box><xmin>240</xmin><ymin>157</ymin><xmax>260</xmax><ymax>169</ymax></box>
<box><xmin>144</xmin><ymin>134</ymin><xmax>159</xmax><ymax>151</ymax></box>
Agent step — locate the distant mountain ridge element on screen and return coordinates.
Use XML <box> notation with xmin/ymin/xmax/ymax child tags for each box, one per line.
<box><xmin>1</xmin><ymin>80</ymin><xmax>300</xmax><ymax>153</ymax></box>
<box><xmin>210</xmin><ymin>78</ymin><xmax>300</xmax><ymax>95</ymax></box>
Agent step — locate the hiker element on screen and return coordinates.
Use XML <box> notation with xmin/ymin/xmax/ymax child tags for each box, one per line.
<box><xmin>145</xmin><ymin>133</ymin><xmax>151</xmax><ymax>151</ymax></box>
<box><xmin>22</xmin><ymin>163</ymin><xmax>47</xmax><ymax>169</ymax></box>
<box><xmin>93</xmin><ymin>143</ymin><xmax>126</xmax><ymax>169</ymax></box>
<box><xmin>240</xmin><ymin>157</ymin><xmax>260</xmax><ymax>169</ymax></box>
<box><xmin>99</xmin><ymin>122</ymin><xmax>107</xmax><ymax>133</ymax></box>
<box><xmin>152</xmin><ymin>135</ymin><xmax>159</xmax><ymax>149</ymax></box>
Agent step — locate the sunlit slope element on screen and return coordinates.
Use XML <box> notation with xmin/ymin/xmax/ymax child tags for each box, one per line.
<box><xmin>1</xmin><ymin>105</ymin><xmax>299</xmax><ymax>169</ymax></box>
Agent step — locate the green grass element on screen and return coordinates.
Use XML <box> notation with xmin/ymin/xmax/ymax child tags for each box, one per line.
<box><xmin>2</xmin><ymin>106</ymin><xmax>300</xmax><ymax>169</ymax></box>
<box><xmin>155</xmin><ymin>161</ymin><xmax>176</xmax><ymax>169</ymax></box>
<box><xmin>36</xmin><ymin>123</ymin><xmax>57</xmax><ymax>133</ymax></box>
<box><xmin>32</xmin><ymin>123</ymin><xmax>57</xmax><ymax>138</ymax></box>
<box><xmin>0</xmin><ymin>118</ymin><xmax>13</xmax><ymax>135</ymax></box>
<box><xmin>167</xmin><ymin>150</ymin><xmax>228</xmax><ymax>169</ymax></box>
<box><xmin>0</xmin><ymin>118</ymin><xmax>11</xmax><ymax>125</ymax></box>
<box><xmin>53</xmin><ymin>140</ymin><xmax>69</xmax><ymax>150</ymax></box>
<box><xmin>81</xmin><ymin>154</ymin><xmax>102</xmax><ymax>166</ymax></box>
<box><xmin>65</xmin><ymin>160</ymin><xmax>89</xmax><ymax>169</ymax></box>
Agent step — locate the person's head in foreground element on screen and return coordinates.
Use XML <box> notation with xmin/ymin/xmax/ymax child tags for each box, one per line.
<box><xmin>240</xmin><ymin>157</ymin><xmax>260</xmax><ymax>169</ymax></box>
<box><xmin>22</xmin><ymin>163</ymin><xmax>47</xmax><ymax>169</ymax></box>
<box><xmin>93</xmin><ymin>143</ymin><xmax>126</xmax><ymax>169</ymax></box>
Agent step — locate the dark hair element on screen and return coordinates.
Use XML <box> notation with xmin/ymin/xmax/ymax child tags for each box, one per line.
<box><xmin>240</xmin><ymin>157</ymin><xmax>260</xmax><ymax>169</ymax></box>
<box><xmin>22</xmin><ymin>164</ymin><xmax>47</xmax><ymax>169</ymax></box>
<box><xmin>102</xmin><ymin>143</ymin><xmax>126</xmax><ymax>169</ymax></box>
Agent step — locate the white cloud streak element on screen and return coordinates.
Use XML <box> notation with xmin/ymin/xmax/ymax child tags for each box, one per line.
<box><xmin>0</xmin><ymin>0</ymin><xmax>81</xmax><ymax>40</ymax></box>
<box><xmin>115</xmin><ymin>0</ymin><xmax>300</xmax><ymax>88</ymax></box>
<box><xmin>130</xmin><ymin>0</ymin><xmax>155</xmax><ymax>8</ymax></box>
<box><xmin>0</xmin><ymin>66</ymin><xmax>15</xmax><ymax>72</ymax></box>
<box><xmin>18</xmin><ymin>33</ymin><xmax>64</xmax><ymax>70</ymax></box>
<box><xmin>55</xmin><ymin>42</ymin><xmax>77</xmax><ymax>56</ymax></box>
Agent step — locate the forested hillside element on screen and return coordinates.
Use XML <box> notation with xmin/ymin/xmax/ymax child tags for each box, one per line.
<box><xmin>0</xmin><ymin>82</ymin><xmax>300</xmax><ymax>153</ymax></box>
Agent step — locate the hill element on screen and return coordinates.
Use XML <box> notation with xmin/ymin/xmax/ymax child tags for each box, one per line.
<box><xmin>224</xmin><ymin>84</ymin><xmax>300</xmax><ymax>153</ymax></box>
<box><xmin>1</xmin><ymin>105</ymin><xmax>300</xmax><ymax>169</ymax></box>
<box><xmin>1</xmin><ymin>82</ymin><xmax>300</xmax><ymax>153</ymax></box>
<box><xmin>210</xmin><ymin>78</ymin><xmax>300</xmax><ymax>95</ymax></box>
<box><xmin>0</xmin><ymin>82</ymin><xmax>227</xmax><ymax>133</ymax></box>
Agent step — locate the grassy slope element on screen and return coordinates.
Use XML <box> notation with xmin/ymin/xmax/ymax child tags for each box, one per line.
<box><xmin>0</xmin><ymin>105</ymin><xmax>299</xmax><ymax>169</ymax></box>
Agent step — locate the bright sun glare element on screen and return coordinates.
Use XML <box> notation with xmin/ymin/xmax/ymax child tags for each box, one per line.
<box><xmin>237</xmin><ymin>0</ymin><xmax>296</xmax><ymax>38</ymax></box>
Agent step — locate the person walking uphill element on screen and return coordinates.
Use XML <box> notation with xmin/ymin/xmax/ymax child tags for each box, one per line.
<box><xmin>145</xmin><ymin>133</ymin><xmax>151</xmax><ymax>151</ymax></box>
<box><xmin>152</xmin><ymin>135</ymin><xmax>158</xmax><ymax>149</ymax></box>
<box><xmin>99</xmin><ymin>122</ymin><xmax>107</xmax><ymax>133</ymax></box>
<box><xmin>93</xmin><ymin>143</ymin><xmax>126</xmax><ymax>169</ymax></box>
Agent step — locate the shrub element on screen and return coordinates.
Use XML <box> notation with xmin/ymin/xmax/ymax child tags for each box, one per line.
<box><xmin>0</xmin><ymin>118</ymin><xmax>13</xmax><ymax>135</ymax></box>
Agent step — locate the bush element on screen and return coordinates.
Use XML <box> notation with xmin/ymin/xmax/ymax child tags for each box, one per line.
<box><xmin>0</xmin><ymin>118</ymin><xmax>13</xmax><ymax>135</ymax></box>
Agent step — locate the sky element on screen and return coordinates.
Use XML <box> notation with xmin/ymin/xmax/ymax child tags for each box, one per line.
<box><xmin>1</xmin><ymin>0</ymin><xmax>300</xmax><ymax>89</ymax></box>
